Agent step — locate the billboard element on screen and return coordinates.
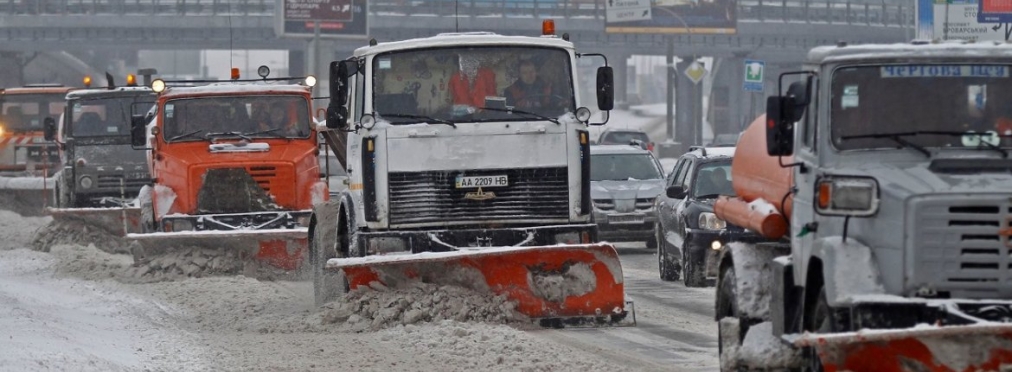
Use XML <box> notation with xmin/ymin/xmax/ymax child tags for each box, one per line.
<box><xmin>605</xmin><ymin>0</ymin><xmax>736</xmax><ymax>34</ymax></box>
<box><xmin>917</xmin><ymin>0</ymin><xmax>1011</xmax><ymax>41</ymax></box>
<box><xmin>275</xmin><ymin>0</ymin><xmax>369</xmax><ymax>39</ymax></box>
<box><xmin>978</xmin><ymin>0</ymin><xmax>1012</xmax><ymax>23</ymax></box>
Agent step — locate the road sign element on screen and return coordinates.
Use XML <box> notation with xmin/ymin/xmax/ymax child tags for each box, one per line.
<box><xmin>684</xmin><ymin>61</ymin><xmax>707</xmax><ymax>85</ymax></box>
<box><xmin>917</xmin><ymin>0</ymin><xmax>1011</xmax><ymax>41</ymax></box>
<box><xmin>605</xmin><ymin>0</ymin><xmax>652</xmax><ymax>23</ymax></box>
<box><xmin>275</xmin><ymin>0</ymin><xmax>369</xmax><ymax>39</ymax></box>
<box><xmin>979</xmin><ymin>0</ymin><xmax>1012</xmax><ymax>23</ymax></box>
<box><xmin>743</xmin><ymin>59</ymin><xmax>764</xmax><ymax>92</ymax></box>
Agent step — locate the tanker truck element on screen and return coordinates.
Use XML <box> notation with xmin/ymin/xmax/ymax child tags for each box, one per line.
<box><xmin>714</xmin><ymin>41</ymin><xmax>1012</xmax><ymax>371</ymax></box>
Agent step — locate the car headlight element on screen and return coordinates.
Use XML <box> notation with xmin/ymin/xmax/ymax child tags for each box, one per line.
<box><xmin>79</xmin><ymin>176</ymin><xmax>93</xmax><ymax>189</ymax></box>
<box><xmin>815</xmin><ymin>176</ymin><xmax>879</xmax><ymax>216</ymax></box>
<box><xmin>698</xmin><ymin>212</ymin><xmax>726</xmax><ymax>230</ymax></box>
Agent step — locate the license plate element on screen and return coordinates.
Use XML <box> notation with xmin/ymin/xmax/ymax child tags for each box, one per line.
<box><xmin>609</xmin><ymin>215</ymin><xmax>643</xmax><ymax>224</ymax></box>
<box><xmin>455</xmin><ymin>175</ymin><xmax>508</xmax><ymax>188</ymax></box>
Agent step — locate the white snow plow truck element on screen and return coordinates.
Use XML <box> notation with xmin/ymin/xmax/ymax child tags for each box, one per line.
<box><xmin>310</xmin><ymin>23</ymin><xmax>632</xmax><ymax>326</ymax></box>
<box><xmin>713</xmin><ymin>40</ymin><xmax>1012</xmax><ymax>371</ymax></box>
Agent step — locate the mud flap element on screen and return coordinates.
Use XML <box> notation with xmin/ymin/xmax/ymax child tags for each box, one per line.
<box><xmin>789</xmin><ymin>324</ymin><xmax>1012</xmax><ymax>371</ymax></box>
<box><xmin>46</xmin><ymin>207</ymin><xmax>144</xmax><ymax>236</ymax></box>
<box><xmin>327</xmin><ymin>243</ymin><xmax>628</xmax><ymax>321</ymax></box>
<box><xmin>126</xmin><ymin>228</ymin><xmax>309</xmax><ymax>272</ymax></box>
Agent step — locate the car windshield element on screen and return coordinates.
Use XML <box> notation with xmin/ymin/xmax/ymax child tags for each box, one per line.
<box><xmin>371</xmin><ymin>46</ymin><xmax>576</xmax><ymax>124</ymax></box>
<box><xmin>162</xmin><ymin>95</ymin><xmax>311</xmax><ymax>142</ymax></box>
<box><xmin>1</xmin><ymin>94</ymin><xmax>66</xmax><ymax>132</ymax></box>
<box><xmin>600</xmin><ymin>131</ymin><xmax>649</xmax><ymax>145</ymax></box>
<box><xmin>693</xmin><ymin>161</ymin><xmax>736</xmax><ymax>198</ymax></box>
<box><xmin>832</xmin><ymin>64</ymin><xmax>1012</xmax><ymax>150</ymax></box>
<box><xmin>70</xmin><ymin>95</ymin><xmax>156</xmax><ymax>137</ymax></box>
<box><xmin>590</xmin><ymin>153</ymin><xmax>662</xmax><ymax>181</ymax></box>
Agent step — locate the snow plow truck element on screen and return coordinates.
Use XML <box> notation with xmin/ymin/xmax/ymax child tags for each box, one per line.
<box><xmin>713</xmin><ymin>40</ymin><xmax>1012</xmax><ymax>371</ymax></box>
<box><xmin>42</xmin><ymin>74</ymin><xmax>157</xmax><ymax>237</ymax></box>
<box><xmin>124</xmin><ymin>68</ymin><xmax>326</xmax><ymax>275</ymax></box>
<box><xmin>0</xmin><ymin>84</ymin><xmax>75</xmax><ymax>216</ymax></box>
<box><xmin>309</xmin><ymin>23</ymin><xmax>633</xmax><ymax>326</ymax></box>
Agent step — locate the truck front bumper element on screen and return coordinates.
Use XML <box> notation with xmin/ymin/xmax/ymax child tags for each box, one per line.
<box><xmin>356</xmin><ymin>223</ymin><xmax>599</xmax><ymax>254</ymax></box>
<box><xmin>161</xmin><ymin>210</ymin><xmax>313</xmax><ymax>232</ymax></box>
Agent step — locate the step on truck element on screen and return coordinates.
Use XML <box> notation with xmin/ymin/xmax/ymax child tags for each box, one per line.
<box><xmin>310</xmin><ymin>23</ymin><xmax>634</xmax><ymax>326</ymax></box>
<box><xmin>0</xmin><ymin>84</ymin><xmax>76</xmax><ymax>216</ymax></box>
<box><xmin>42</xmin><ymin>74</ymin><xmax>158</xmax><ymax>236</ymax></box>
<box><xmin>125</xmin><ymin>68</ymin><xmax>327</xmax><ymax>276</ymax></box>
<box><xmin>714</xmin><ymin>40</ymin><xmax>1012</xmax><ymax>371</ymax></box>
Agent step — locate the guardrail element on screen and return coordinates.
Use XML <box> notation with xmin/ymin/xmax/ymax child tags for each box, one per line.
<box><xmin>0</xmin><ymin>0</ymin><xmax>913</xmax><ymax>27</ymax></box>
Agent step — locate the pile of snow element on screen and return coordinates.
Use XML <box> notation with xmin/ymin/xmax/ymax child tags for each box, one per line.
<box><xmin>320</xmin><ymin>282</ymin><xmax>527</xmax><ymax>332</ymax></box>
<box><xmin>128</xmin><ymin>246</ymin><xmax>248</xmax><ymax>280</ymax></box>
<box><xmin>737</xmin><ymin>322</ymin><xmax>803</xmax><ymax>369</ymax></box>
<box><xmin>0</xmin><ymin>210</ymin><xmax>51</xmax><ymax>251</ymax></box>
<box><xmin>31</xmin><ymin>218</ymin><xmax>134</xmax><ymax>254</ymax></box>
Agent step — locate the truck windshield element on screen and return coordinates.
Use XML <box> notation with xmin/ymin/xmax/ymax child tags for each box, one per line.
<box><xmin>590</xmin><ymin>153</ymin><xmax>662</xmax><ymax>181</ymax></box>
<box><xmin>1</xmin><ymin>94</ymin><xmax>66</xmax><ymax>133</ymax></box>
<box><xmin>371</xmin><ymin>46</ymin><xmax>576</xmax><ymax>124</ymax></box>
<box><xmin>832</xmin><ymin>64</ymin><xmax>1012</xmax><ymax>150</ymax></box>
<box><xmin>70</xmin><ymin>96</ymin><xmax>156</xmax><ymax>138</ymax></box>
<box><xmin>162</xmin><ymin>95</ymin><xmax>311</xmax><ymax>142</ymax></box>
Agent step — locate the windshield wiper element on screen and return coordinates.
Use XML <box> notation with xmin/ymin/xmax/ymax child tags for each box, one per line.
<box><xmin>168</xmin><ymin>129</ymin><xmax>204</xmax><ymax>142</ymax></box>
<box><xmin>380</xmin><ymin>113</ymin><xmax>456</xmax><ymax>128</ymax></box>
<box><xmin>205</xmin><ymin>131</ymin><xmax>252</xmax><ymax>141</ymax></box>
<box><xmin>842</xmin><ymin>131</ymin><xmax>1009</xmax><ymax>158</ymax></box>
<box><xmin>242</xmin><ymin>128</ymin><xmax>290</xmax><ymax>140</ymax></box>
<box><xmin>839</xmin><ymin>132</ymin><xmax>931</xmax><ymax>157</ymax></box>
<box><xmin>479</xmin><ymin>106</ymin><xmax>560</xmax><ymax>125</ymax></box>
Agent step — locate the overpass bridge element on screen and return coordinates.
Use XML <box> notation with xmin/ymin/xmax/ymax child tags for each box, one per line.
<box><xmin>0</xmin><ymin>0</ymin><xmax>915</xmax><ymax>145</ymax></box>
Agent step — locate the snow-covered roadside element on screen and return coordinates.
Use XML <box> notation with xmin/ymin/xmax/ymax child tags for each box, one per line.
<box><xmin>2</xmin><ymin>211</ymin><xmax>640</xmax><ymax>371</ymax></box>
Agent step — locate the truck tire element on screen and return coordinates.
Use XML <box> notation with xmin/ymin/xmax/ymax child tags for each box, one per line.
<box><xmin>802</xmin><ymin>284</ymin><xmax>834</xmax><ymax>372</ymax></box>
<box><xmin>683</xmin><ymin>237</ymin><xmax>706</xmax><ymax>287</ymax></box>
<box><xmin>657</xmin><ymin>226</ymin><xmax>679</xmax><ymax>281</ymax></box>
<box><xmin>311</xmin><ymin>215</ymin><xmax>347</xmax><ymax>307</ymax></box>
<box><xmin>717</xmin><ymin>264</ymin><xmax>747</xmax><ymax>371</ymax></box>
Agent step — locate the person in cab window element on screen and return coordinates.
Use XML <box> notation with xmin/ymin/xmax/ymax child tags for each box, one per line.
<box><xmin>505</xmin><ymin>59</ymin><xmax>569</xmax><ymax>114</ymax></box>
<box><xmin>447</xmin><ymin>55</ymin><xmax>497</xmax><ymax>108</ymax></box>
<box><xmin>266</xmin><ymin>101</ymin><xmax>302</xmax><ymax>137</ymax></box>
<box><xmin>250</xmin><ymin>100</ymin><xmax>273</xmax><ymax>133</ymax></box>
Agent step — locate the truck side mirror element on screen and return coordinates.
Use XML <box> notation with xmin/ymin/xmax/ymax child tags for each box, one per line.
<box><xmin>326</xmin><ymin>105</ymin><xmax>349</xmax><ymax>129</ymax></box>
<box><xmin>766</xmin><ymin>96</ymin><xmax>795</xmax><ymax>156</ymax></box>
<box><xmin>596</xmin><ymin>66</ymin><xmax>614</xmax><ymax>111</ymax></box>
<box><xmin>43</xmin><ymin>117</ymin><xmax>56</xmax><ymax>141</ymax></box>
<box><xmin>327</xmin><ymin>60</ymin><xmax>356</xmax><ymax>129</ymax></box>
<box><xmin>130</xmin><ymin>114</ymin><xmax>147</xmax><ymax>148</ymax></box>
<box><xmin>666</xmin><ymin>185</ymin><xmax>686</xmax><ymax>199</ymax></box>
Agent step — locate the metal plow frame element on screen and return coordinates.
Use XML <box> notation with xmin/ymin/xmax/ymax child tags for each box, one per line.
<box><xmin>790</xmin><ymin>323</ymin><xmax>1012</xmax><ymax>372</ymax></box>
<box><xmin>327</xmin><ymin>243</ymin><xmax>633</xmax><ymax>327</ymax></box>
<box><xmin>127</xmin><ymin>228</ymin><xmax>309</xmax><ymax>271</ymax></box>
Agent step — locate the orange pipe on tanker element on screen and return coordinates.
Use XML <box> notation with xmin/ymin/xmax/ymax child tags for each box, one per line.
<box><xmin>714</xmin><ymin>114</ymin><xmax>795</xmax><ymax>239</ymax></box>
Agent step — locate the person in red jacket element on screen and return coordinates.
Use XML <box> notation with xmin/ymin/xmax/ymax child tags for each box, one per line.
<box><xmin>447</xmin><ymin>55</ymin><xmax>497</xmax><ymax>108</ymax></box>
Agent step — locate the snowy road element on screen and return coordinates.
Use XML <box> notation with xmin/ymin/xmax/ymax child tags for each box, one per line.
<box><xmin>0</xmin><ymin>211</ymin><xmax>719</xmax><ymax>371</ymax></box>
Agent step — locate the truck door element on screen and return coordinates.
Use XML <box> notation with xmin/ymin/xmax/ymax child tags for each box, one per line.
<box><xmin>792</xmin><ymin>77</ymin><xmax>819</xmax><ymax>280</ymax></box>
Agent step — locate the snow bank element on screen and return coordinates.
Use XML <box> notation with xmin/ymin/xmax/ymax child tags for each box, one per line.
<box><xmin>31</xmin><ymin>218</ymin><xmax>134</xmax><ymax>254</ymax></box>
<box><xmin>737</xmin><ymin>322</ymin><xmax>802</xmax><ymax>369</ymax></box>
<box><xmin>0</xmin><ymin>210</ymin><xmax>51</xmax><ymax>251</ymax></box>
<box><xmin>320</xmin><ymin>282</ymin><xmax>527</xmax><ymax>332</ymax></box>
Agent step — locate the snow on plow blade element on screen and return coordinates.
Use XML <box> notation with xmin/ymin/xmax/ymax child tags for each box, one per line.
<box><xmin>45</xmin><ymin>207</ymin><xmax>144</xmax><ymax>236</ymax></box>
<box><xmin>327</xmin><ymin>243</ymin><xmax>627</xmax><ymax>320</ymax></box>
<box><xmin>790</xmin><ymin>324</ymin><xmax>1012</xmax><ymax>372</ymax></box>
<box><xmin>0</xmin><ymin>176</ymin><xmax>56</xmax><ymax>216</ymax></box>
<box><xmin>127</xmin><ymin>229</ymin><xmax>309</xmax><ymax>271</ymax></box>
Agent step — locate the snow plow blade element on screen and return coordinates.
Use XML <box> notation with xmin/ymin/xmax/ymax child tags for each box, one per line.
<box><xmin>45</xmin><ymin>207</ymin><xmax>144</xmax><ymax>236</ymax></box>
<box><xmin>790</xmin><ymin>324</ymin><xmax>1012</xmax><ymax>372</ymax></box>
<box><xmin>127</xmin><ymin>229</ymin><xmax>309</xmax><ymax>271</ymax></box>
<box><xmin>327</xmin><ymin>243</ymin><xmax>628</xmax><ymax>321</ymax></box>
<box><xmin>0</xmin><ymin>176</ymin><xmax>56</xmax><ymax>216</ymax></box>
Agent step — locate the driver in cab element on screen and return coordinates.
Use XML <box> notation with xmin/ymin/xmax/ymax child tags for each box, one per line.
<box><xmin>504</xmin><ymin>59</ymin><xmax>568</xmax><ymax>112</ymax></box>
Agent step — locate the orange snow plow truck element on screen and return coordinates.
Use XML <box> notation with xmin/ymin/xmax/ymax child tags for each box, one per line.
<box><xmin>309</xmin><ymin>25</ymin><xmax>633</xmax><ymax>326</ymax></box>
<box><xmin>712</xmin><ymin>41</ymin><xmax>1012</xmax><ymax>371</ymax></box>
<box><xmin>124</xmin><ymin>68</ymin><xmax>326</xmax><ymax>274</ymax></box>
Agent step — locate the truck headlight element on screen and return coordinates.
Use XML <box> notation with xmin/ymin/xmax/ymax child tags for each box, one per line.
<box><xmin>79</xmin><ymin>176</ymin><xmax>93</xmax><ymax>189</ymax></box>
<box><xmin>815</xmin><ymin>176</ymin><xmax>879</xmax><ymax>216</ymax></box>
<box><xmin>698</xmin><ymin>212</ymin><xmax>725</xmax><ymax>230</ymax></box>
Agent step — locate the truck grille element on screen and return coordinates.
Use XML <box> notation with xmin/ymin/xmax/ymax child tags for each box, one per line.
<box><xmin>247</xmin><ymin>166</ymin><xmax>277</xmax><ymax>192</ymax></box>
<box><xmin>97</xmin><ymin>174</ymin><xmax>150</xmax><ymax>189</ymax></box>
<box><xmin>912</xmin><ymin>198</ymin><xmax>1012</xmax><ymax>297</ymax></box>
<box><xmin>388</xmin><ymin>167</ymin><xmax>570</xmax><ymax>226</ymax></box>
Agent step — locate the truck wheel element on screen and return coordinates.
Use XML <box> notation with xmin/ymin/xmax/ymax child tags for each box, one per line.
<box><xmin>716</xmin><ymin>265</ymin><xmax>747</xmax><ymax>370</ymax></box>
<box><xmin>311</xmin><ymin>215</ymin><xmax>347</xmax><ymax>307</ymax></box>
<box><xmin>683</xmin><ymin>239</ymin><xmax>706</xmax><ymax>287</ymax></box>
<box><xmin>802</xmin><ymin>285</ymin><xmax>834</xmax><ymax>372</ymax></box>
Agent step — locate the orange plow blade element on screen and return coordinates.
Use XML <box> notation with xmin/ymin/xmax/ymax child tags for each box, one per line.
<box><xmin>127</xmin><ymin>229</ymin><xmax>309</xmax><ymax>272</ymax></box>
<box><xmin>790</xmin><ymin>324</ymin><xmax>1012</xmax><ymax>372</ymax></box>
<box><xmin>327</xmin><ymin>243</ymin><xmax>629</xmax><ymax>321</ymax></box>
<box><xmin>45</xmin><ymin>207</ymin><xmax>144</xmax><ymax>236</ymax></box>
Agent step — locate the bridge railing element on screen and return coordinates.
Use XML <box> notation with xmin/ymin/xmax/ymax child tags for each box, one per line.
<box><xmin>0</xmin><ymin>0</ymin><xmax>913</xmax><ymax>27</ymax></box>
